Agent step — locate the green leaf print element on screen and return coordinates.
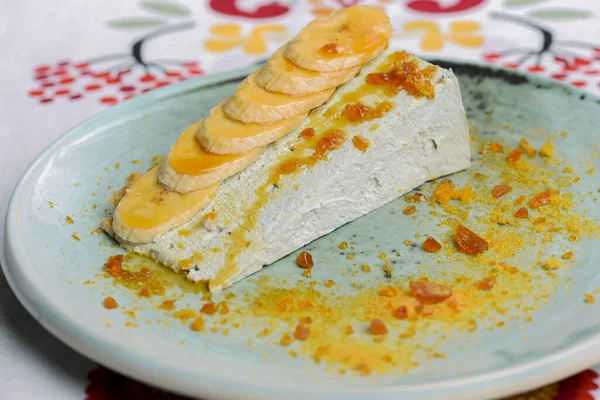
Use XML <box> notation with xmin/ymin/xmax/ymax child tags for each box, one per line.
<box><xmin>106</xmin><ymin>18</ymin><xmax>168</xmax><ymax>30</ymax></box>
<box><xmin>503</xmin><ymin>0</ymin><xmax>551</xmax><ymax>8</ymax></box>
<box><xmin>141</xmin><ymin>1</ymin><xmax>191</xmax><ymax>17</ymax></box>
<box><xmin>527</xmin><ymin>8</ymin><xmax>593</xmax><ymax>20</ymax></box>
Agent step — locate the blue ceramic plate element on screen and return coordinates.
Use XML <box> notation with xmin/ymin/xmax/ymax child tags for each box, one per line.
<box><xmin>2</xmin><ymin>60</ymin><xmax>600</xmax><ymax>400</ymax></box>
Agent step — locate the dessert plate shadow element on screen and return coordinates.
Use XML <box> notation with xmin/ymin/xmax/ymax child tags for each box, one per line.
<box><xmin>2</xmin><ymin>59</ymin><xmax>600</xmax><ymax>400</ymax></box>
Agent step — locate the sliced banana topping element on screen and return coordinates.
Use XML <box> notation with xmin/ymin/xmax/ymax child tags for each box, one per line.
<box><xmin>113</xmin><ymin>166</ymin><xmax>218</xmax><ymax>244</ymax></box>
<box><xmin>158</xmin><ymin>122</ymin><xmax>262</xmax><ymax>193</ymax></box>
<box><xmin>285</xmin><ymin>6</ymin><xmax>392</xmax><ymax>72</ymax></box>
<box><xmin>256</xmin><ymin>46</ymin><xmax>360</xmax><ymax>95</ymax></box>
<box><xmin>112</xmin><ymin>5</ymin><xmax>393</xmax><ymax>246</ymax></box>
<box><xmin>223</xmin><ymin>72</ymin><xmax>334</xmax><ymax>124</ymax></box>
<box><xmin>196</xmin><ymin>104</ymin><xmax>306</xmax><ymax>155</ymax></box>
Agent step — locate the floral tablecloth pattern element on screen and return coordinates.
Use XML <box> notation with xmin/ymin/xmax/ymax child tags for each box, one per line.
<box><xmin>1</xmin><ymin>0</ymin><xmax>599</xmax><ymax>399</ymax></box>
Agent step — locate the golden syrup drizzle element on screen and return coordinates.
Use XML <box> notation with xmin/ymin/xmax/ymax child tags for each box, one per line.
<box><xmin>125</xmin><ymin>253</ymin><xmax>208</xmax><ymax>295</ymax></box>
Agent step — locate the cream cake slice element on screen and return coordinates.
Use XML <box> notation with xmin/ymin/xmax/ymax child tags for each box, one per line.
<box><xmin>115</xmin><ymin>50</ymin><xmax>470</xmax><ymax>292</ymax></box>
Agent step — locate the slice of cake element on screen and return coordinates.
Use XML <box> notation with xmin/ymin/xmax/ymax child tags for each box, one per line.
<box><xmin>104</xmin><ymin>7</ymin><xmax>470</xmax><ymax>292</ymax></box>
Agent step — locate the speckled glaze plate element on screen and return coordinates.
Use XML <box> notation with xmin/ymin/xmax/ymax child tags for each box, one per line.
<box><xmin>3</xmin><ymin>60</ymin><xmax>600</xmax><ymax>400</ymax></box>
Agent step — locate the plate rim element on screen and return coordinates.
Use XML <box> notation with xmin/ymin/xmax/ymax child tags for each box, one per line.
<box><xmin>2</xmin><ymin>58</ymin><xmax>600</xmax><ymax>400</ymax></box>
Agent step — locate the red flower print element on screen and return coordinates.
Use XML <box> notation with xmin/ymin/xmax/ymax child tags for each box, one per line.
<box><xmin>407</xmin><ymin>0</ymin><xmax>487</xmax><ymax>14</ymax></box>
<box><xmin>504</xmin><ymin>369</ymin><xmax>598</xmax><ymax>400</ymax></box>
<box><xmin>334</xmin><ymin>0</ymin><xmax>363</xmax><ymax>6</ymax></box>
<box><xmin>554</xmin><ymin>369</ymin><xmax>599</xmax><ymax>400</ymax></box>
<box><xmin>85</xmin><ymin>366</ymin><xmax>599</xmax><ymax>400</ymax></box>
<box><xmin>85</xmin><ymin>367</ymin><xmax>192</xmax><ymax>400</ymax></box>
<box><xmin>27</xmin><ymin>23</ymin><xmax>204</xmax><ymax>107</ymax></box>
<box><xmin>209</xmin><ymin>0</ymin><xmax>291</xmax><ymax>19</ymax></box>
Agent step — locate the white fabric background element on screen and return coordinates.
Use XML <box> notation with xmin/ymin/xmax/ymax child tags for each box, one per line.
<box><xmin>1</xmin><ymin>0</ymin><xmax>599</xmax><ymax>398</ymax></box>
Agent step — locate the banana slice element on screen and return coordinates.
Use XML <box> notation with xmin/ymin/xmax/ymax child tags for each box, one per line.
<box><xmin>223</xmin><ymin>72</ymin><xmax>334</xmax><ymax>124</ymax></box>
<box><xmin>197</xmin><ymin>104</ymin><xmax>307</xmax><ymax>155</ymax></box>
<box><xmin>285</xmin><ymin>6</ymin><xmax>392</xmax><ymax>72</ymax></box>
<box><xmin>113</xmin><ymin>166</ymin><xmax>218</xmax><ymax>244</ymax></box>
<box><xmin>158</xmin><ymin>122</ymin><xmax>262</xmax><ymax>193</ymax></box>
<box><xmin>256</xmin><ymin>46</ymin><xmax>360</xmax><ymax>95</ymax></box>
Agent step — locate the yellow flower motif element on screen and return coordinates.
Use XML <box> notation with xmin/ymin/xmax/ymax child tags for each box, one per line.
<box><xmin>403</xmin><ymin>20</ymin><xmax>485</xmax><ymax>52</ymax></box>
<box><xmin>309</xmin><ymin>0</ymin><xmax>388</xmax><ymax>16</ymax></box>
<box><xmin>204</xmin><ymin>23</ymin><xmax>287</xmax><ymax>55</ymax></box>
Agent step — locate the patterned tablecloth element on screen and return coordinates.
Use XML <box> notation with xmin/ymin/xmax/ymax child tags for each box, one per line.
<box><xmin>1</xmin><ymin>0</ymin><xmax>599</xmax><ymax>398</ymax></box>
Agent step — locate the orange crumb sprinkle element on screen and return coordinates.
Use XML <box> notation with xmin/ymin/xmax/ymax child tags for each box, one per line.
<box><xmin>562</xmin><ymin>251</ymin><xmax>574</xmax><ymax>260</ymax></box>
<box><xmin>355</xmin><ymin>362</ymin><xmax>371</xmax><ymax>376</ymax></box>
<box><xmin>422</xmin><ymin>237</ymin><xmax>442</xmax><ymax>253</ymax></box>
<box><xmin>203</xmin><ymin>212</ymin><xmax>217</xmax><ymax>221</ymax></box>
<box><xmin>103</xmin><ymin>296</ymin><xmax>118</xmax><ymax>309</ymax></box>
<box><xmin>478</xmin><ymin>278</ymin><xmax>494</xmax><ymax>291</ymax></box>
<box><xmin>507</xmin><ymin>149</ymin><xmax>523</xmax><ymax>164</ymax></box>
<box><xmin>379</xmin><ymin>286</ymin><xmax>397</xmax><ymax>297</ymax></box>
<box><xmin>103</xmin><ymin>255</ymin><xmax>165</xmax><ymax>297</ymax></box>
<box><xmin>173</xmin><ymin>309</ymin><xmax>197</xmax><ymax>321</ymax></box>
<box><xmin>338</xmin><ymin>241</ymin><xmax>348</xmax><ymax>250</ymax></box>
<box><xmin>321</xmin><ymin>43</ymin><xmax>339</xmax><ymax>54</ymax></box>
<box><xmin>492</xmin><ymin>184</ymin><xmax>512</xmax><ymax>198</ymax></box>
<box><xmin>455</xmin><ymin>225</ymin><xmax>488</xmax><ymax>255</ymax></box>
<box><xmin>540</xmin><ymin>141</ymin><xmax>555</xmax><ymax>158</ymax></box>
<box><xmin>316</xmin><ymin>129</ymin><xmax>346</xmax><ymax>157</ymax></box>
<box><xmin>405</xmin><ymin>192</ymin><xmax>427</xmax><ymax>203</ymax></box>
<box><xmin>446</xmin><ymin>297</ymin><xmax>458</xmax><ymax>310</ymax></box>
<box><xmin>514</xmin><ymin>207</ymin><xmax>529</xmax><ymax>219</ymax></box>
<box><xmin>529</xmin><ymin>190</ymin><xmax>551</xmax><ymax>209</ymax></box>
<box><xmin>345</xmin><ymin>325</ymin><xmax>354</xmax><ymax>335</ymax></box>
<box><xmin>300</xmin><ymin>128</ymin><xmax>315</xmax><ymax>139</ymax></box>
<box><xmin>66</xmin><ymin>216</ymin><xmax>74</xmax><ymax>224</ymax></box>
<box><xmin>343</xmin><ymin>102</ymin><xmax>392</xmax><ymax>123</ymax></box>
<box><xmin>343</xmin><ymin>103</ymin><xmax>369</xmax><ymax>122</ymax></box>
<box><xmin>370</xmin><ymin>319</ymin><xmax>388</xmax><ymax>335</ymax></box>
<box><xmin>220</xmin><ymin>303</ymin><xmax>230</xmax><ymax>315</ymax></box>
<box><xmin>294</xmin><ymin>324</ymin><xmax>310</xmax><ymax>341</ymax></box>
<box><xmin>432</xmin><ymin>180</ymin><xmax>474</xmax><ymax>209</ymax></box>
<box><xmin>409</xmin><ymin>281</ymin><xmax>452</xmax><ymax>304</ymax></box>
<box><xmin>585</xmin><ymin>294</ymin><xmax>596</xmax><ymax>304</ymax></box>
<box><xmin>280</xmin><ymin>334</ymin><xmax>293</xmax><ymax>346</ymax></box>
<box><xmin>190</xmin><ymin>317</ymin><xmax>205</xmax><ymax>331</ymax></box>
<box><xmin>491</xmin><ymin>143</ymin><xmax>503</xmax><ymax>152</ymax></box>
<box><xmin>543</xmin><ymin>258</ymin><xmax>562</xmax><ymax>270</ymax></box>
<box><xmin>520</xmin><ymin>138</ymin><xmax>537</xmax><ymax>157</ymax></box>
<box><xmin>296</xmin><ymin>251</ymin><xmax>314</xmax><ymax>269</ymax></box>
<box><xmin>352</xmin><ymin>135</ymin><xmax>370</xmax><ymax>152</ymax></box>
<box><xmin>201</xmin><ymin>302</ymin><xmax>218</xmax><ymax>315</ymax></box>
<box><xmin>300</xmin><ymin>316</ymin><xmax>312</xmax><ymax>325</ymax></box>
<box><xmin>366</xmin><ymin>55</ymin><xmax>437</xmax><ymax>99</ymax></box>
<box><xmin>160</xmin><ymin>299</ymin><xmax>176</xmax><ymax>310</ymax></box>
<box><xmin>403</xmin><ymin>205</ymin><xmax>416</xmax><ymax>215</ymax></box>
<box><xmin>393</xmin><ymin>305</ymin><xmax>408</xmax><ymax>319</ymax></box>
